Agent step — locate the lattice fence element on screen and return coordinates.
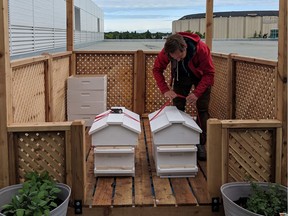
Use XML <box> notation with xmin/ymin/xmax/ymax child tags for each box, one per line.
<box><xmin>227</xmin><ymin>129</ymin><xmax>274</xmax><ymax>182</ymax></box>
<box><xmin>209</xmin><ymin>55</ymin><xmax>230</xmax><ymax>119</ymax></box>
<box><xmin>12</xmin><ymin>62</ymin><xmax>46</xmax><ymax>123</ymax></box>
<box><xmin>235</xmin><ymin>61</ymin><xmax>277</xmax><ymax>119</ymax></box>
<box><xmin>75</xmin><ymin>52</ymin><xmax>135</xmax><ymax>110</ymax></box>
<box><xmin>51</xmin><ymin>56</ymin><xmax>70</xmax><ymax>121</ymax></box>
<box><xmin>15</xmin><ymin>131</ymin><xmax>66</xmax><ymax>183</ymax></box>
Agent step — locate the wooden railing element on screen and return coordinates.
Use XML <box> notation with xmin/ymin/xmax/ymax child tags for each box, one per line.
<box><xmin>207</xmin><ymin>118</ymin><xmax>283</xmax><ymax>197</ymax></box>
<box><xmin>7</xmin><ymin>120</ymin><xmax>86</xmax><ymax>202</ymax></box>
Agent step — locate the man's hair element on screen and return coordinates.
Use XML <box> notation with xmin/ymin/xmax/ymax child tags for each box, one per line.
<box><xmin>164</xmin><ymin>34</ymin><xmax>186</xmax><ymax>54</ymax></box>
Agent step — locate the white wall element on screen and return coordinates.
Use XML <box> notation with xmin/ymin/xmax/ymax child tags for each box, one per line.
<box><xmin>172</xmin><ymin>15</ymin><xmax>278</xmax><ymax>39</ymax></box>
<box><xmin>9</xmin><ymin>0</ymin><xmax>104</xmax><ymax>57</ymax></box>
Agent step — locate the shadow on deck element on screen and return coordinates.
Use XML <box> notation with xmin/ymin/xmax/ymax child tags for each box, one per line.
<box><xmin>70</xmin><ymin>117</ymin><xmax>224</xmax><ymax>216</ymax></box>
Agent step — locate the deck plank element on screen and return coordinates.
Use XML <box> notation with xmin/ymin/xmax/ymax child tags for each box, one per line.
<box><xmin>134</xmin><ymin>121</ymin><xmax>154</xmax><ymax>206</ymax></box>
<box><xmin>188</xmin><ymin>169</ymin><xmax>211</xmax><ymax>204</ymax></box>
<box><xmin>92</xmin><ymin>177</ymin><xmax>114</xmax><ymax>206</ymax></box>
<box><xmin>113</xmin><ymin>177</ymin><xmax>133</xmax><ymax>206</ymax></box>
<box><xmin>85</xmin><ymin>148</ymin><xmax>96</xmax><ymax>206</ymax></box>
<box><xmin>84</xmin><ymin>129</ymin><xmax>96</xmax><ymax>206</ymax></box>
<box><xmin>170</xmin><ymin>178</ymin><xmax>198</xmax><ymax>205</ymax></box>
<box><xmin>144</xmin><ymin>119</ymin><xmax>176</xmax><ymax>206</ymax></box>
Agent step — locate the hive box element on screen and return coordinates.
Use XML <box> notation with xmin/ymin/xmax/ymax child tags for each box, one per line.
<box><xmin>148</xmin><ymin>106</ymin><xmax>202</xmax><ymax>177</ymax></box>
<box><xmin>67</xmin><ymin>75</ymin><xmax>107</xmax><ymax>126</ymax></box>
<box><xmin>89</xmin><ymin>107</ymin><xmax>141</xmax><ymax>176</ymax></box>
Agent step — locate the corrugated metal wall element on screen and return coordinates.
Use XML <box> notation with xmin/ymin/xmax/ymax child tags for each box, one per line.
<box><xmin>172</xmin><ymin>15</ymin><xmax>278</xmax><ymax>39</ymax></box>
<box><xmin>9</xmin><ymin>0</ymin><xmax>104</xmax><ymax>57</ymax></box>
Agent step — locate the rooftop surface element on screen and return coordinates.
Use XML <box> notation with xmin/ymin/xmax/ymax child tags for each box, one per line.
<box><xmin>78</xmin><ymin>39</ymin><xmax>278</xmax><ymax>61</ymax></box>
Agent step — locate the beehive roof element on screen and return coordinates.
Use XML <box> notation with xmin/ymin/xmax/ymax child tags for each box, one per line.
<box><xmin>88</xmin><ymin>107</ymin><xmax>141</xmax><ymax>135</ymax></box>
<box><xmin>148</xmin><ymin>106</ymin><xmax>202</xmax><ymax>133</ymax></box>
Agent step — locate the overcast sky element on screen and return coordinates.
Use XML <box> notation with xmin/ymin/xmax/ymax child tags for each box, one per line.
<box><xmin>92</xmin><ymin>0</ymin><xmax>279</xmax><ymax>33</ymax></box>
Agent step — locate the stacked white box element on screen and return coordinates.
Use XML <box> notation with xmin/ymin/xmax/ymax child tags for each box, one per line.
<box><xmin>67</xmin><ymin>75</ymin><xmax>107</xmax><ymax>126</ymax></box>
<box><xmin>88</xmin><ymin>107</ymin><xmax>141</xmax><ymax>177</ymax></box>
<box><xmin>148</xmin><ymin>106</ymin><xmax>202</xmax><ymax>177</ymax></box>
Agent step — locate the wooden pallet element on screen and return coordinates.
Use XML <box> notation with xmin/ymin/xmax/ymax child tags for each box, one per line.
<box><xmin>84</xmin><ymin>118</ymin><xmax>212</xmax><ymax>208</ymax></box>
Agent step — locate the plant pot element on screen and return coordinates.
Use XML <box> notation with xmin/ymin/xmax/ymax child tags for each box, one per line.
<box><xmin>0</xmin><ymin>183</ymin><xmax>71</xmax><ymax>216</ymax></box>
<box><xmin>221</xmin><ymin>182</ymin><xmax>287</xmax><ymax>216</ymax></box>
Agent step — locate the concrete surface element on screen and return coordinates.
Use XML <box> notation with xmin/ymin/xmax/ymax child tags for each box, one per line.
<box><xmin>77</xmin><ymin>39</ymin><xmax>278</xmax><ymax>61</ymax></box>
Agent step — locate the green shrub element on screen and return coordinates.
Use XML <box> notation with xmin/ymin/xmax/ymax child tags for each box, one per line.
<box><xmin>2</xmin><ymin>171</ymin><xmax>61</xmax><ymax>216</ymax></box>
<box><xmin>246</xmin><ymin>182</ymin><xmax>287</xmax><ymax>216</ymax></box>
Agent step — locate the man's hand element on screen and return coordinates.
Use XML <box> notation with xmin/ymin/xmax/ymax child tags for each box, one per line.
<box><xmin>164</xmin><ymin>90</ymin><xmax>177</xmax><ymax>100</ymax></box>
<box><xmin>186</xmin><ymin>93</ymin><xmax>198</xmax><ymax>105</ymax></box>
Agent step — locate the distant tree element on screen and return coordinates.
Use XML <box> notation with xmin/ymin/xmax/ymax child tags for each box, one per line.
<box><xmin>104</xmin><ymin>31</ymin><xmax>172</xmax><ymax>39</ymax></box>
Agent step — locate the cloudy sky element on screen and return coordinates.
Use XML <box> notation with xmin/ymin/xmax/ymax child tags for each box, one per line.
<box><xmin>92</xmin><ymin>0</ymin><xmax>279</xmax><ymax>33</ymax></box>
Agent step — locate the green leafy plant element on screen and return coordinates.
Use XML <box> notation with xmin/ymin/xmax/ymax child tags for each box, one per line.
<box><xmin>1</xmin><ymin>171</ymin><xmax>61</xmax><ymax>216</ymax></box>
<box><xmin>245</xmin><ymin>182</ymin><xmax>287</xmax><ymax>216</ymax></box>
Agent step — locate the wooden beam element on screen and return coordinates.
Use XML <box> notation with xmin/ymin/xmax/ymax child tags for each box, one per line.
<box><xmin>71</xmin><ymin>120</ymin><xmax>86</xmax><ymax>202</ymax></box>
<box><xmin>133</xmin><ymin>50</ymin><xmax>145</xmax><ymax>114</ymax></box>
<box><xmin>205</xmin><ymin>0</ymin><xmax>214</xmax><ymax>50</ymax></box>
<box><xmin>66</xmin><ymin>0</ymin><xmax>74</xmax><ymax>51</ymax></box>
<box><xmin>0</xmin><ymin>0</ymin><xmax>11</xmax><ymax>188</ymax></box>
<box><xmin>207</xmin><ymin>119</ymin><xmax>222</xmax><ymax>198</ymax></box>
<box><xmin>278</xmin><ymin>0</ymin><xmax>288</xmax><ymax>186</ymax></box>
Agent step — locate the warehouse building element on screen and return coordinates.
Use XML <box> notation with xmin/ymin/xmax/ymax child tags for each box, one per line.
<box><xmin>172</xmin><ymin>11</ymin><xmax>278</xmax><ymax>39</ymax></box>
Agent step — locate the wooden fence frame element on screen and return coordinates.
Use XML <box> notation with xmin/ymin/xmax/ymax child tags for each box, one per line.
<box><xmin>6</xmin><ymin>120</ymin><xmax>86</xmax><ymax>202</ymax></box>
<box><xmin>207</xmin><ymin>118</ymin><xmax>283</xmax><ymax>198</ymax></box>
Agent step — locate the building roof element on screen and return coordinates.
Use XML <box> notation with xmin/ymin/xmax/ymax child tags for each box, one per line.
<box><xmin>88</xmin><ymin>107</ymin><xmax>141</xmax><ymax>135</ymax></box>
<box><xmin>148</xmin><ymin>106</ymin><xmax>202</xmax><ymax>133</ymax></box>
<box><xmin>179</xmin><ymin>10</ymin><xmax>279</xmax><ymax>20</ymax></box>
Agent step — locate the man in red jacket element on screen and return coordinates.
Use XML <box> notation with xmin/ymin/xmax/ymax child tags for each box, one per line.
<box><xmin>152</xmin><ymin>32</ymin><xmax>215</xmax><ymax>161</ymax></box>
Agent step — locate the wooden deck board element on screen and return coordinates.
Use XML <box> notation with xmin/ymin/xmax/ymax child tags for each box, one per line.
<box><xmin>134</xmin><ymin>122</ymin><xmax>154</xmax><ymax>206</ymax></box>
<box><xmin>144</xmin><ymin>120</ymin><xmax>176</xmax><ymax>206</ymax></box>
<box><xmin>113</xmin><ymin>177</ymin><xmax>133</xmax><ymax>206</ymax></box>
<box><xmin>92</xmin><ymin>177</ymin><xmax>114</xmax><ymax>206</ymax></box>
<box><xmin>170</xmin><ymin>178</ymin><xmax>198</xmax><ymax>205</ymax></box>
<box><xmin>85</xmin><ymin>117</ymin><xmax>212</xmax><ymax>208</ymax></box>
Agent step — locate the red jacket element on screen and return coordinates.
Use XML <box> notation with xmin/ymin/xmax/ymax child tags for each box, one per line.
<box><xmin>152</xmin><ymin>32</ymin><xmax>215</xmax><ymax>98</ymax></box>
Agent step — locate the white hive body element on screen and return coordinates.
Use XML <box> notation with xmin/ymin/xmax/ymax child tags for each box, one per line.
<box><xmin>148</xmin><ymin>106</ymin><xmax>202</xmax><ymax>177</ymax></box>
<box><xmin>67</xmin><ymin>75</ymin><xmax>107</xmax><ymax>126</ymax></box>
<box><xmin>89</xmin><ymin>107</ymin><xmax>141</xmax><ymax>176</ymax></box>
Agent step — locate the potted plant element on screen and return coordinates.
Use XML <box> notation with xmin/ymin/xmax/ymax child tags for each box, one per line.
<box><xmin>0</xmin><ymin>171</ymin><xmax>71</xmax><ymax>216</ymax></box>
<box><xmin>221</xmin><ymin>181</ymin><xmax>287</xmax><ymax>216</ymax></box>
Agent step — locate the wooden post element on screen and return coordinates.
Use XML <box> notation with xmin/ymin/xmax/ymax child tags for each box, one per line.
<box><xmin>0</xmin><ymin>0</ymin><xmax>11</xmax><ymax>188</ymax></box>
<box><xmin>205</xmin><ymin>0</ymin><xmax>214</xmax><ymax>50</ymax></box>
<box><xmin>71</xmin><ymin>120</ymin><xmax>86</xmax><ymax>202</ymax></box>
<box><xmin>207</xmin><ymin>118</ymin><xmax>222</xmax><ymax>198</ymax></box>
<box><xmin>66</xmin><ymin>0</ymin><xmax>74</xmax><ymax>51</ymax></box>
<box><xmin>43</xmin><ymin>54</ymin><xmax>53</xmax><ymax>122</ymax></box>
<box><xmin>228</xmin><ymin>54</ymin><xmax>237</xmax><ymax>119</ymax></box>
<box><xmin>133</xmin><ymin>50</ymin><xmax>145</xmax><ymax>114</ymax></box>
<box><xmin>278</xmin><ymin>0</ymin><xmax>287</xmax><ymax>186</ymax></box>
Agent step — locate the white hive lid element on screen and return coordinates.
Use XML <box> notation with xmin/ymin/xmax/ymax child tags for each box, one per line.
<box><xmin>148</xmin><ymin>106</ymin><xmax>202</xmax><ymax>133</ymax></box>
<box><xmin>89</xmin><ymin>107</ymin><xmax>141</xmax><ymax>135</ymax></box>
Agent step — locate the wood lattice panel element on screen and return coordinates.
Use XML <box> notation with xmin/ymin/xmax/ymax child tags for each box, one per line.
<box><xmin>235</xmin><ymin>62</ymin><xmax>277</xmax><ymax>119</ymax></box>
<box><xmin>227</xmin><ymin>129</ymin><xmax>274</xmax><ymax>183</ymax></box>
<box><xmin>145</xmin><ymin>53</ymin><xmax>195</xmax><ymax>116</ymax></box>
<box><xmin>12</xmin><ymin>63</ymin><xmax>46</xmax><ymax>123</ymax></box>
<box><xmin>15</xmin><ymin>132</ymin><xmax>66</xmax><ymax>183</ymax></box>
<box><xmin>76</xmin><ymin>53</ymin><xmax>134</xmax><ymax>110</ymax></box>
<box><xmin>209</xmin><ymin>56</ymin><xmax>229</xmax><ymax>119</ymax></box>
<box><xmin>51</xmin><ymin>57</ymin><xmax>70</xmax><ymax>121</ymax></box>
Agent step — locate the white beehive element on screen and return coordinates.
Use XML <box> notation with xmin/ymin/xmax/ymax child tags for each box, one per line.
<box><xmin>89</xmin><ymin>107</ymin><xmax>141</xmax><ymax>176</ymax></box>
<box><xmin>67</xmin><ymin>75</ymin><xmax>107</xmax><ymax>126</ymax></box>
<box><xmin>148</xmin><ymin>106</ymin><xmax>202</xmax><ymax>177</ymax></box>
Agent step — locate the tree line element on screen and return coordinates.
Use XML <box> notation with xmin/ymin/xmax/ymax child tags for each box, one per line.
<box><xmin>104</xmin><ymin>30</ymin><xmax>171</xmax><ymax>39</ymax></box>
